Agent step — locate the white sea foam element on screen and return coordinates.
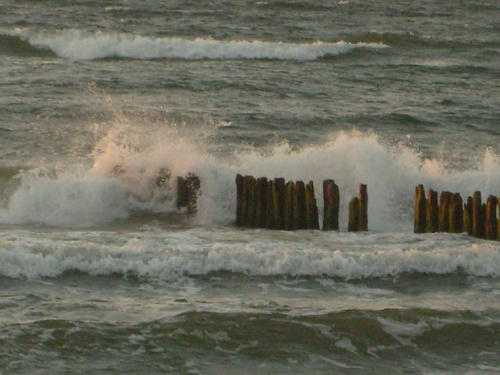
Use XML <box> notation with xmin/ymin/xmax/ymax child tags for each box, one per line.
<box><xmin>7</xmin><ymin>28</ymin><xmax>388</xmax><ymax>61</ymax></box>
<box><xmin>1</xmin><ymin>229</ymin><xmax>500</xmax><ymax>280</ymax></box>
<box><xmin>0</xmin><ymin>172</ymin><xmax>129</xmax><ymax>227</ymax></box>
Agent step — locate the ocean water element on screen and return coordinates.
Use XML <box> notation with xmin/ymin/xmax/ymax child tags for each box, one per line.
<box><xmin>1</xmin><ymin>0</ymin><xmax>500</xmax><ymax>373</ymax></box>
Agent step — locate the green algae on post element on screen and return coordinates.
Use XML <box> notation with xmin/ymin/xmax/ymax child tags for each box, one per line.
<box><xmin>449</xmin><ymin>193</ymin><xmax>463</xmax><ymax>234</ymax></box>
<box><xmin>485</xmin><ymin>195</ymin><xmax>497</xmax><ymax>240</ymax></box>
<box><xmin>463</xmin><ymin>196</ymin><xmax>473</xmax><ymax>236</ymax></box>
<box><xmin>284</xmin><ymin>181</ymin><xmax>295</xmax><ymax>231</ymax></box>
<box><xmin>472</xmin><ymin>191</ymin><xmax>484</xmax><ymax>238</ymax></box>
<box><xmin>348</xmin><ymin>197</ymin><xmax>360</xmax><ymax>232</ymax></box>
<box><xmin>255</xmin><ymin>177</ymin><xmax>268</xmax><ymax>228</ymax></box>
<box><xmin>359</xmin><ymin>184</ymin><xmax>368</xmax><ymax>232</ymax></box>
<box><xmin>426</xmin><ymin>189</ymin><xmax>439</xmax><ymax>233</ymax></box>
<box><xmin>293</xmin><ymin>180</ymin><xmax>307</xmax><ymax>230</ymax></box>
<box><xmin>438</xmin><ymin>191</ymin><xmax>452</xmax><ymax>233</ymax></box>
<box><xmin>305</xmin><ymin>181</ymin><xmax>320</xmax><ymax>230</ymax></box>
<box><xmin>273</xmin><ymin>178</ymin><xmax>286</xmax><ymax>230</ymax></box>
<box><xmin>322</xmin><ymin>179</ymin><xmax>339</xmax><ymax>231</ymax></box>
<box><xmin>414</xmin><ymin>185</ymin><xmax>426</xmax><ymax>233</ymax></box>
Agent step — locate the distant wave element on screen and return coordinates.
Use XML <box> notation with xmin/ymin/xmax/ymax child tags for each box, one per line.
<box><xmin>3</xmin><ymin>28</ymin><xmax>388</xmax><ymax>61</ymax></box>
<box><xmin>344</xmin><ymin>31</ymin><xmax>497</xmax><ymax>50</ymax></box>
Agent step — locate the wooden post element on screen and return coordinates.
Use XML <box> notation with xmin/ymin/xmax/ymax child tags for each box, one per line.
<box><xmin>348</xmin><ymin>197</ymin><xmax>360</xmax><ymax>232</ymax></box>
<box><xmin>359</xmin><ymin>184</ymin><xmax>368</xmax><ymax>231</ymax></box>
<box><xmin>240</xmin><ymin>176</ymin><xmax>251</xmax><ymax>227</ymax></box>
<box><xmin>236</xmin><ymin>174</ymin><xmax>244</xmax><ymax>227</ymax></box>
<box><xmin>414</xmin><ymin>185</ymin><xmax>426</xmax><ymax>233</ymax></box>
<box><xmin>294</xmin><ymin>181</ymin><xmax>307</xmax><ymax>230</ymax></box>
<box><xmin>322</xmin><ymin>179</ymin><xmax>339</xmax><ymax>231</ymax></box>
<box><xmin>485</xmin><ymin>195</ymin><xmax>497</xmax><ymax>240</ymax></box>
<box><xmin>284</xmin><ymin>181</ymin><xmax>295</xmax><ymax>230</ymax></box>
<box><xmin>463</xmin><ymin>196</ymin><xmax>473</xmax><ymax>235</ymax></box>
<box><xmin>426</xmin><ymin>189</ymin><xmax>439</xmax><ymax>233</ymax></box>
<box><xmin>177</xmin><ymin>177</ymin><xmax>188</xmax><ymax>208</ymax></box>
<box><xmin>255</xmin><ymin>177</ymin><xmax>268</xmax><ymax>228</ymax></box>
<box><xmin>177</xmin><ymin>173</ymin><xmax>201</xmax><ymax>214</ymax></box>
<box><xmin>245</xmin><ymin>176</ymin><xmax>257</xmax><ymax>228</ymax></box>
<box><xmin>273</xmin><ymin>178</ymin><xmax>286</xmax><ymax>230</ymax></box>
<box><xmin>449</xmin><ymin>193</ymin><xmax>463</xmax><ymax>234</ymax></box>
<box><xmin>266</xmin><ymin>179</ymin><xmax>275</xmax><ymax>229</ymax></box>
<box><xmin>305</xmin><ymin>181</ymin><xmax>320</xmax><ymax>229</ymax></box>
<box><xmin>438</xmin><ymin>191</ymin><xmax>452</xmax><ymax>232</ymax></box>
<box><xmin>472</xmin><ymin>191</ymin><xmax>483</xmax><ymax>238</ymax></box>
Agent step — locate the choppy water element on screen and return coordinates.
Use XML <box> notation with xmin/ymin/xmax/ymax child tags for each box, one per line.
<box><xmin>1</xmin><ymin>0</ymin><xmax>500</xmax><ymax>373</ymax></box>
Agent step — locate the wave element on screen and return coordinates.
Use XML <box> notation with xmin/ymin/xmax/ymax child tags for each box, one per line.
<box><xmin>2</xmin><ymin>123</ymin><xmax>500</xmax><ymax>230</ymax></box>
<box><xmin>1</xmin><ymin>228</ymin><xmax>500</xmax><ymax>280</ymax></box>
<box><xmin>4</xmin><ymin>309</ymin><xmax>499</xmax><ymax>373</ymax></box>
<box><xmin>0</xmin><ymin>34</ymin><xmax>56</xmax><ymax>57</ymax></box>
<box><xmin>2</xmin><ymin>28</ymin><xmax>388</xmax><ymax>61</ymax></box>
<box><xmin>345</xmin><ymin>31</ymin><xmax>470</xmax><ymax>50</ymax></box>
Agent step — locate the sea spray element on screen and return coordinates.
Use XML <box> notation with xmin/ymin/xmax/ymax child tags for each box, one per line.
<box><xmin>0</xmin><ymin>171</ymin><xmax>129</xmax><ymax>227</ymax></box>
<box><xmin>2</xmin><ymin>120</ymin><xmax>500</xmax><ymax>230</ymax></box>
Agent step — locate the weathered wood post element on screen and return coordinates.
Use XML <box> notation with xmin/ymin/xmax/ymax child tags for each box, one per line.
<box><xmin>236</xmin><ymin>174</ymin><xmax>244</xmax><ymax>226</ymax></box>
<box><xmin>245</xmin><ymin>176</ymin><xmax>257</xmax><ymax>228</ymax></box>
<box><xmin>240</xmin><ymin>175</ymin><xmax>250</xmax><ymax>227</ymax></box>
<box><xmin>414</xmin><ymin>185</ymin><xmax>426</xmax><ymax>233</ymax></box>
<box><xmin>265</xmin><ymin>179</ymin><xmax>275</xmax><ymax>229</ymax></box>
<box><xmin>359</xmin><ymin>184</ymin><xmax>368</xmax><ymax>231</ymax></box>
<box><xmin>463</xmin><ymin>196</ymin><xmax>473</xmax><ymax>235</ymax></box>
<box><xmin>305</xmin><ymin>181</ymin><xmax>320</xmax><ymax>229</ymax></box>
<box><xmin>449</xmin><ymin>193</ymin><xmax>463</xmax><ymax>234</ymax></box>
<box><xmin>472</xmin><ymin>191</ymin><xmax>484</xmax><ymax>238</ymax></box>
<box><xmin>294</xmin><ymin>181</ymin><xmax>307</xmax><ymax>230</ymax></box>
<box><xmin>348</xmin><ymin>197</ymin><xmax>360</xmax><ymax>232</ymax></box>
<box><xmin>322</xmin><ymin>179</ymin><xmax>339</xmax><ymax>231</ymax></box>
<box><xmin>485</xmin><ymin>195</ymin><xmax>498</xmax><ymax>240</ymax></box>
<box><xmin>426</xmin><ymin>189</ymin><xmax>439</xmax><ymax>233</ymax></box>
<box><xmin>284</xmin><ymin>181</ymin><xmax>295</xmax><ymax>230</ymax></box>
<box><xmin>177</xmin><ymin>173</ymin><xmax>201</xmax><ymax>214</ymax></box>
<box><xmin>438</xmin><ymin>191</ymin><xmax>452</xmax><ymax>232</ymax></box>
<box><xmin>273</xmin><ymin>178</ymin><xmax>286</xmax><ymax>230</ymax></box>
<box><xmin>255</xmin><ymin>177</ymin><xmax>268</xmax><ymax>228</ymax></box>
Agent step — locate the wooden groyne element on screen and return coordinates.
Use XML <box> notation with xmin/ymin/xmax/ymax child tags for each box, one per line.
<box><xmin>414</xmin><ymin>185</ymin><xmax>499</xmax><ymax>241</ymax></box>
<box><xmin>236</xmin><ymin>174</ymin><xmax>368</xmax><ymax>231</ymax></box>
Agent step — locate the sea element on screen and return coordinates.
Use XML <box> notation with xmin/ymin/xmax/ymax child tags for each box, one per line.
<box><xmin>1</xmin><ymin>0</ymin><xmax>500</xmax><ymax>373</ymax></box>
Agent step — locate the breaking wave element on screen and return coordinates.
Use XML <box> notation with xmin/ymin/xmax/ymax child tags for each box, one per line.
<box><xmin>3</xmin><ymin>28</ymin><xmax>388</xmax><ymax>61</ymax></box>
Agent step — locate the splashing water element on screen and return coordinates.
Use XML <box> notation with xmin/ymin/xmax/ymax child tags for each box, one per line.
<box><xmin>1</xmin><ymin>113</ymin><xmax>500</xmax><ymax>230</ymax></box>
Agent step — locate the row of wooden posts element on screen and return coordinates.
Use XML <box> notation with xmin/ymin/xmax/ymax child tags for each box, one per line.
<box><xmin>172</xmin><ymin>176</ymin><xmax>500</xmax><ymax>242</ymax></box>
<box><xmin>414</xmin><ymin>185</ymin><xmax>500</xmax><ymax>241</ymax></box>
<box><xmin>235</xmin><ymin>174</ymin><xmax>368</xmax><ymax>232</ymax></box>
